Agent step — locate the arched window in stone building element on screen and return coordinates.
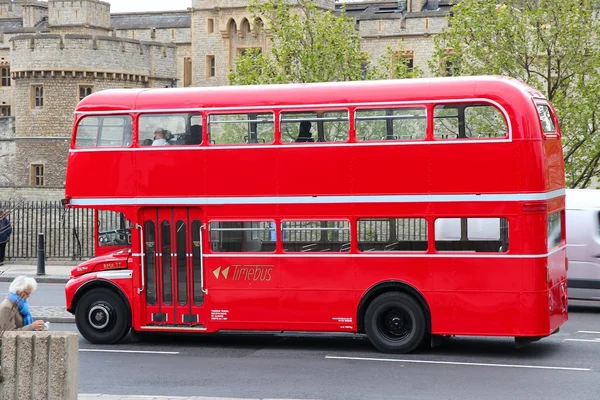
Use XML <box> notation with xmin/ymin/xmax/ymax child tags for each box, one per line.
<box><xmin>1</xmin><ymin>67</ymin><xmax>10</xmax><ymax>87</ymax></box>
<box><xmin>253</xmin><ymin>18</ymin><xmax>264</xmax><ymax>34</ymax></box>
<box><xmin>227</xmin><ymin>19</ymin><xmax>237</xmax><ymax>37</ymax></box>
<box><xmin>240</xmin><ymin>18</ymin><xmax>251</xmax><ymax>38</ymax></box>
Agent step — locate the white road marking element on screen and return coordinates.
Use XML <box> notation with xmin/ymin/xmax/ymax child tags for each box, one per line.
<box><xmin>565</xmin><ymin>339</ymin><xmax>600</xmax><ymax>343</ymax></box>
<box><xmin>577</xmin><ymin>331</ymin><xmax>600</xmax><ymax>334</ymax></box>
<box><xmin>79</xmin><ymin>395</ymin><xmax>318</xmax><ymax>400</ymax></box>
<box><xmin>325</xmin><ymin>355</ymin><xmax>591</xmax><ymax>371</ymax></box>
<box><xmin>79</xmin><ymin>349</ymin><xmax>179</xmax><ymax>355</ymax></box>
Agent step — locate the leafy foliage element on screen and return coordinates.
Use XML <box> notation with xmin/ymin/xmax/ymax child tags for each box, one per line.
<box><xmin>430</xmin><ymin>0</ymin><xmax>600</xmax><ymax>188</ymax></box>
<box><xmin>228</xmin><ymin>0</ymin><xmax>421</xmax><ymax>85</ymax></box>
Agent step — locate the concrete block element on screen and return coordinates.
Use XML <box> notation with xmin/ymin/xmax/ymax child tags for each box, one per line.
<box><xmin>0</xmin><ymin>331</ymin><xmax>79</xmax><ymax>400</ymax></box>
<box><xmin>32</xmin><ymin>333</ymin><xmax>51</xmax><ymax>399</ymax></box>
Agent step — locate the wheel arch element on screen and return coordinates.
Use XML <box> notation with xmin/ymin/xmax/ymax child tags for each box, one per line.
<box><xmin>70</xmin><ymin>279</ymin><xmax>132</xmax><ymax>319</ymax></box>
<box><xmin>357</xmin><ymin>280</ymin><xmax>431</xmax><ymax>334</ymax></box>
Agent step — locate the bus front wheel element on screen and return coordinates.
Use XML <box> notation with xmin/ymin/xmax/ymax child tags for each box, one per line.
<box><xmin>75</xmin><ymin>288</ymin><xmax>131</xmax><ymax>344</ymax></box>
<box><xmin>365</xmin><ymin>292</ymin><xmax>426</xmax><ymax>353</ymax></box>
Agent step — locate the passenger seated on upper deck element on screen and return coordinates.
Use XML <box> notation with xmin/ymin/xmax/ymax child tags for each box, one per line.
<box><xmin>295</xmin><ymin>121</ymin><xmax>314</xmax><ymax>142</ymax></box>
<box><xmin>188</xmin><ymin>124</ymin><xmax>202</xmax><ymax>144</ymax></box>
<box><xmin>152</xmin><ymin>128</ymin><xmax>170</xmax><ymax>146</ymax></box>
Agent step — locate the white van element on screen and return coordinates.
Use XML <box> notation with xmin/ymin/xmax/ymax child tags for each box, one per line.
<box><xmin>565</xmin><ymin>189</ymin><xmax>600</xmax><ymax>301</ymax></box>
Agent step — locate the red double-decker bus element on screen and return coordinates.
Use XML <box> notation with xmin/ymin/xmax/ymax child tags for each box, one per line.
<box><xmin>63</xmin><ymin>76</ymin><xmax>568</xmax><ymax>353</ymax></box>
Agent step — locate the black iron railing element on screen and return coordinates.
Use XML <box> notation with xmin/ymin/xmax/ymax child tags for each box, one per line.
<box><xmin>0</xmin><ymin>201</ymin><xmax>95</xmax><ymax>261</ymax></box>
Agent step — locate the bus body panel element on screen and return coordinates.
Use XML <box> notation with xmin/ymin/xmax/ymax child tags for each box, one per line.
<box><xmin>63</xmin><ymin>76</ymin><xmax>567</xmax><ymax>349</ymax></box>
<box><xmin>66</xmin><ymin>272</ymin><xmax>134</xmax><ymax>313</ymax></box>
<box><xmin>65</xmin><ymin>140</ymin><xmax>553</xmax><ymax>201</ymax></box>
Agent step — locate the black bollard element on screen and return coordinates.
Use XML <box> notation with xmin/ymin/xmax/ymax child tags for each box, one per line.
<box><xmin>37</xmin><ymin>232</ymin><xmax>45</xmax><ymax>276</ymax></box>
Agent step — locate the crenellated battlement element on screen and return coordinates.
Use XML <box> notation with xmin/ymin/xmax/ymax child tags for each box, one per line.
<box><xmin>0</xmin><ymin>0</ymin><xmax>47</xmax><ymax>21</ymax></box>
<box><xmin>9</xmin><ymin>33</ymin><xmax>176</xmax><ymax>81</ymax></box>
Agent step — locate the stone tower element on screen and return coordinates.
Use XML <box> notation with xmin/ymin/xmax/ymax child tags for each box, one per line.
<box><xmin>47</xmin><ymin>0</ymin><xmax>111</xmax><ymax>35</ymax></box>
<box><xmin>191</xmin><ymin>0</ymin><xmax>335</xmax><ymax>87</ymax></box>
<box><xmin>9</xmin><ymin>0</ymin><xmax>177</xmax><ymax>192</ymax></box>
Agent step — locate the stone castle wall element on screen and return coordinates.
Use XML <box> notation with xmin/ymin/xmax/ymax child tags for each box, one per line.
<box><xmin>22</xmin><ymin>3</ymin><xmax>49</xmax><ymax>28</ymax></box>
<box><xmin>10</xmin><ymin>34</ymin><xmax>176</xmax><ymax>77</ymax></box>
<box><xmin>48</xmin><ymin>0</ymin><xmax>111</xmax><ymax>30</ymax></box>
<box><xmin>192</xmin><ymin>6</ymin><xmax>269</xmax><ymax>87</ymax></box>
<box><xmin>360</xmin><ymin>14</ymin><xmax>448</xmax><ymax>75</ymax></box>
<box><xmin>0</xmin><ymin>116</ymin><xmax>15</xmax><ymax>187</ymax></box>
<box><xmin>193</xmin><ymin>0</ymin><xmax>335</xmax><ymax>10</ymax></box>
<box><xmin>0</xmin><ymin>1</ymin><xmax>42</xmax><ymax>20</ymax></box>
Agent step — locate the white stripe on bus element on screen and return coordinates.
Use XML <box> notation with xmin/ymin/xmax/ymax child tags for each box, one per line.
<box><xmin>96</xmin><ymin>271</ymin><xmax>133</xmax><ymax>279</ymax></box>
<box><xmin>199</xmin><ymin>245</ymin><xmax>566</xmax><ymax>259</ymax></box>
<box><xmin>128</xmin><ymin>246</ymin><xmax>565</xmax><ymax>260</ymax></box>
<box><xmin>69</xmin><ymin>189</ymin><xmax>565</xmax><ymax>207</ymax></box>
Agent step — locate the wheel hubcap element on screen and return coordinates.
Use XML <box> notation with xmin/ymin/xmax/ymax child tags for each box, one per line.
<box><xmin>378</xmin><ymin>307</ymin><xmax>413</xmax><ymax>341</ymax></box>
<box><xmin>88</xmin><ymin>304</ymin><xmax>111</xmax><ymax>330</ymax></box>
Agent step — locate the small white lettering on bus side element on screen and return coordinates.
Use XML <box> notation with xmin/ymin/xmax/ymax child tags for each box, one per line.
<box><xmin>211</xmin><ymin>309</ymin><xmax>229</xmax><ymax>321</ymax></box>
<box><xmin>332</xmin><ymin>317</ymin><xmax>353</xmax><ymax>323</ymax></box>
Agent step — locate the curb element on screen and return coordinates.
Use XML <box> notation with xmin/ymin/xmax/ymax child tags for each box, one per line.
<box><xmin>0</xmin><ymin>275</ymin><xmax>70</xmax><ymax>284</ymax></box>
<box><xmin>35</xmin><ymin>316</ymin><xmax>75</xmax><ymax>323</ymax></box>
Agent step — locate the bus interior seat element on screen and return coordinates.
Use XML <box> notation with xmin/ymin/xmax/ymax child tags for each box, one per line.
<box><xmin>189</xmin><ymin>124</ymin><xmax>202</xmax><ymax>144</ymax></box>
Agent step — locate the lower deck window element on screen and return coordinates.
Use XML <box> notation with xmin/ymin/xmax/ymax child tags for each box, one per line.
<box><xmin>434</xmin><ymin>217</ymin><xmax>509</xmax><ymax>252</ymax></box>
<box><xmin>98</xmin><ymin>211</ymin><xmax>132</xmax><ymax>247</ymax></box>
<box><xmin>282</xmin><ymin>220</ymin><xmax>350</xmax><ymax>252</ymax></box>
<box><xmin>209</xmin><ymin>221</ymin><xmax>275</xmax><ymax>252</ymax></box>
<box><xmin>358</xmin><ymin>218</ymin><xmax>428</xmax><ymax>251</ymax></box>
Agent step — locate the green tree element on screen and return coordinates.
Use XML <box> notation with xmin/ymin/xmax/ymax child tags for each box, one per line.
<box><xmin>228</xmin><ymin>0</ymin><xmax>421</xmax><ymax>85</ymax></box>
<box><xmin>430</xmin><ymin>0</ymin><xmax>600</xmax><ymax>188</ymax></box>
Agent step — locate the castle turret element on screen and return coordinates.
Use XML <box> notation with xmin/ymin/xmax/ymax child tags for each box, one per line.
<box><xmin>47</xmin><ymin>0</ymin><xmax>111</xmax><ymax>35</ymax></box>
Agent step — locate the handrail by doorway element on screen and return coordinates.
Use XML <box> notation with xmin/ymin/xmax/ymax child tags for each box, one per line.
<box><xmin>199</xmin><ymin>223</ymin><xmax>208</xmax><ymax>295</ymax></box>
<box><xmin>137</xmin><ymin>223</ymin><xmax>145</xmax><ymax>294</ymax></box>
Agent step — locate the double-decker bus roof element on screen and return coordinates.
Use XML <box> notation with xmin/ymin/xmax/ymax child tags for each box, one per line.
<box><xmin>75</xmin><ymin>75</ymin><xmax>546</xmax><ymax>114</ymax></box>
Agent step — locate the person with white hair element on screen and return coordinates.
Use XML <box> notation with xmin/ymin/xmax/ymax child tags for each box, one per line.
<box><xmin>0</xmin><ymin>276</ymin><xmax>45</xmax><ymax>331</ymax></box>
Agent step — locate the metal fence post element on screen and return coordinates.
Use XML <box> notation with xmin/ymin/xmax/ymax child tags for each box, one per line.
<box><xmin>37</xmin><ymin>232</ymin><xmax>45</xmax><ymax>276</ymax></box>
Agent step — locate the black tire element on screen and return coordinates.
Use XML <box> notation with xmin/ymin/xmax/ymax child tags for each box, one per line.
<box><xmin>365</xmin><ymin>292</ymin><xmax>427</xmax><ymax>353</ymax></box>
<box><xmin>75</xmin><ymin>288</ymin><xmax>131</xmax><ymax>344</ymax></box>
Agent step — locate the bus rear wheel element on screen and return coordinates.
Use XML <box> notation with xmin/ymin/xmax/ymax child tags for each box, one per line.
<box><xmin>365</xmin><ymin>292</ymin><xmax>426</xmax><ymax>353</ymax></box>
<box><xmin>75</xmin><ymin>288</ymin><xmax>131</xmax><ymax>344</ymax></box>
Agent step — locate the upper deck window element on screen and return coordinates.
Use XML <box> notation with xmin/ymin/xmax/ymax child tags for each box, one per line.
<box><xmin>355</xmin><ymin>107</ymin><xmax>426</xmax><ymax>141</ymax></box>
<box><xmin>139</xmin><ymin>113</ymin><xmax>202</xmax><ymax>146</ymax></box>
<box><xmin>75</xmin><ymin>115</ymin><xmax>133</xmax><ymax>148</ymax></box>
<box><xmin>434</xmin><ymin>104</ymin><xmax>507</xmax><ymax>140</ymax></box>
<box><xmin>280</xmin><ymin>110</ymin><xmax>349</xmax><ymax>143</ymax></box>
<box><xmin>208</xmin><ymin>113</ymin><xmax>274</xmax><ymax>144</ymax></box>
<box><xmin>536</xmin><ymin>104</ymin><xmax>556</xmax><ymax>133</ymax></box>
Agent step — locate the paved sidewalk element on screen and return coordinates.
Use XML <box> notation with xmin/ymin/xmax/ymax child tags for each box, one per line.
<box><xmin>0</xmin><ymin>262</ymin><xmax>72</xmax><ymax>283</ymax></box>
<box><xmin>31</xmin><ymin>305</ymin><xmax>74</xmax><ymax>323</ymax></box>
<box><xmin>79</xmin><ymin>396</ymin><xmax>317</xmax><ymax>400</ymax></box>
